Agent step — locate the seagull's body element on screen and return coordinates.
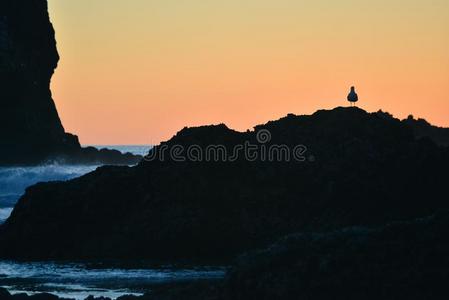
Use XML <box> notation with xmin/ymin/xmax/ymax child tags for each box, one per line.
<box><xmin>347</xmin><ymin>86</ymin><xmax>358</xmax><ymax>106</ymax></box>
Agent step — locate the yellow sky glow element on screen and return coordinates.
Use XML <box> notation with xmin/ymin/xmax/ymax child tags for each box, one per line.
<box><xmin>48</xmin><ymin>0</ymin><xmax>449</xmax><ymax>144</ymax></box>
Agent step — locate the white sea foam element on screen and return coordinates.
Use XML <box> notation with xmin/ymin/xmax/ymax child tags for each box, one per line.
<box><xmin>0</xmin><ymin>208</ymin><xmax>12</xmax><ymax>222</ymax></box>
<box><xmin>0</xmin><ymin>164</ymin><xmax>99</xmax><ymax>196</ymax></box>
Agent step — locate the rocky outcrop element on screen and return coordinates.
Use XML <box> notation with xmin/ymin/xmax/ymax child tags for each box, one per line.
<box><xmin>225</xmin><ymin>212</ymin><xmax>449</xmax><ymax>300</ymax></box>
<box><xmin>403</xmin><ymin>114</ymin><xmax>449</xmax><ymax>146</ymax></box>
<box><xmin>0</xmin><ymin>0</ymin><xmax>141</xmax><ymax>165</ymax></box>
<box><xmin>0</xmin><ymin>107</ymin><xmax>448</xmax><ymax>261</ymax></box>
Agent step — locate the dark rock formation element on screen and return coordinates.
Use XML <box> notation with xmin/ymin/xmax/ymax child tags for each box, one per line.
<box><xmin>403</xmin><ymin>114</ymin><xmax>449</xmax><ymax>146</ymax></box>
<box><xmin>0</xmin><ymin>107</ymin><xmax>448</xmax><ymax>261</ymax></box>
<box><xmin>225</xmin><ymin>212</ymin><xmax>449</xmax><ymax>300</ymax></box>
<box><xmin>0</xmin><ymin>0</ymin><xmax>141</xmax><ymax>165</ymax></box>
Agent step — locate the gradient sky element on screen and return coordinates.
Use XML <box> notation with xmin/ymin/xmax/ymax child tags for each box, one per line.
<box><xmin>48</xmin><ymin>0</ymin><xmax>449</xmax><ymax>145</ymax></box>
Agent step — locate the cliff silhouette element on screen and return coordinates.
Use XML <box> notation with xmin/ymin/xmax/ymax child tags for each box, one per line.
<box><xmin>0</xmin><ymin>0</ymin><xmax>140</xmax><ymax>165</ymax></box>
<box><xmin>0</xmin><ymin>107</ymin><xmax>448</xmax><ymax>262</ymax></box>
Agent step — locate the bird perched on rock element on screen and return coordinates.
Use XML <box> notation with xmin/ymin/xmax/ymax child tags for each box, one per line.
<box><xmin>347</xmin><ymin>86</ymin><xmax>358</xmax><ymax>107</ymax></box>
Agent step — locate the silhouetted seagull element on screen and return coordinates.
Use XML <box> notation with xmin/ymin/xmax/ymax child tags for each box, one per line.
<box><xmin>347</xmin><ymin>86</ymin><xmax>358</xmax><ymax>107</ymax></box>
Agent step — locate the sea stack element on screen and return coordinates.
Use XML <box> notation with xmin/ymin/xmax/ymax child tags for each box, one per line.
<box><xmin>0</xmin><ymin>0</ymin><xmax>141</xmax><ymax>165</ymax></box>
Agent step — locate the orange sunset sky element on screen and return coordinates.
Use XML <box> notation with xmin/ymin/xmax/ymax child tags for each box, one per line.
<box><xmin>48</xmin><ymin>0</ymin><xmax>449</xmax><ymax>145</ymax></box>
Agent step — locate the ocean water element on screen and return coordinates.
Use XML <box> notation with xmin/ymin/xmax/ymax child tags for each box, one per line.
<box><xmin>0</xmin><ymin>261</ymin><xmax>225</xmax><ymax>299</ymax></box>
